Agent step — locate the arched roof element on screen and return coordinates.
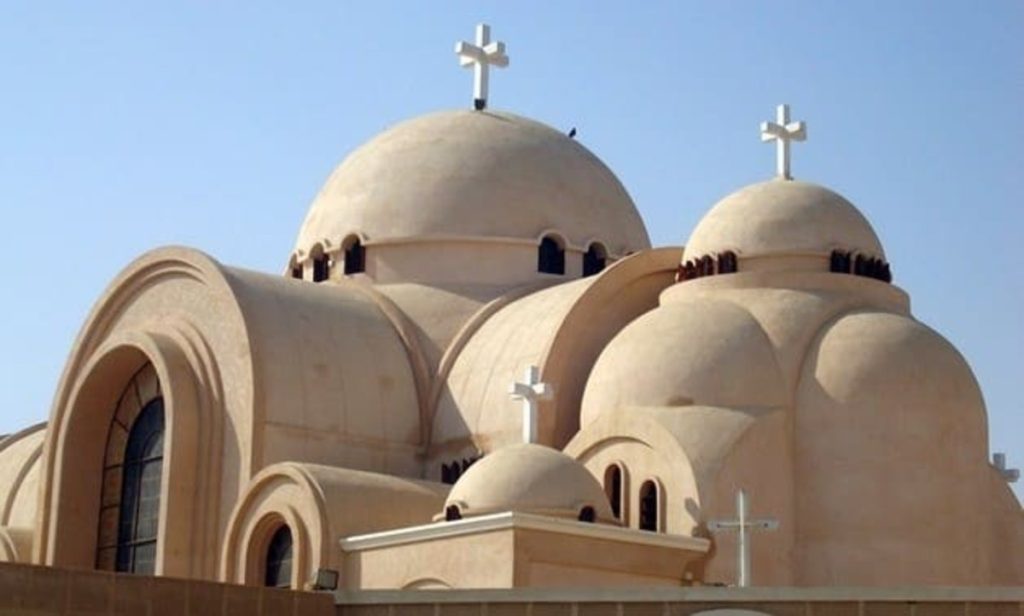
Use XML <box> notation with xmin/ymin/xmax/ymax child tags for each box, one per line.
<box><xmin>684</xmin><ymin>180</ymin><xmax>885</xmax><ymax>262</ymax></box>
<box><xmin>0</xmin><ymin>422</ymin><xmax>45</xmax><ymax>530</ymax></box>
<box><xmin>295</xmin><ymin>110</ymin><xmax>650</xmax><ymax>257</ymax></box>
<box><xmin>442</xmin><ymin>444</ymin><xmax>614</xmax><ymax>523</ymax></box>
<box><xmin>581</xmin><ymin>297</ymin><xmax>787</xmax><ymax>426</ymax></box>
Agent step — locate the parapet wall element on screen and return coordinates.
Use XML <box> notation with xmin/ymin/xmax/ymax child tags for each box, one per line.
<box><xmin>334</xmin><ymin>588</ymin><xmax>1024</xmax><ymax>616</ymax></box>
<box><xmin>0</xmin><ymin>561</ymin><xmax>334</xmax><ymax>615</ymax></box>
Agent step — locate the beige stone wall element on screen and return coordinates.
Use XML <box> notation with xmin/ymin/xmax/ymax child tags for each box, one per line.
<box><xmin>0</xmin><ymin>561</ymin><xmax>333</xmax><ymax>615</ymax></box>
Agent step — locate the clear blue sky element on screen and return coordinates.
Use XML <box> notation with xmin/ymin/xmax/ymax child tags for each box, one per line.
<box><xmin>1</xmin><ymin>2</ymin><xmax>1021</xmax><ymax>499</ymax></box>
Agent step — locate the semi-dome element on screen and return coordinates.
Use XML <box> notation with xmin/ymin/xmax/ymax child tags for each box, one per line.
<box><xmin>440</xmin><ymin>443</ymin><xmax>615</xmax><ymax>523</ymax></box>
<box><xmin>581</xmin><ymin>297</ymin><xmax>787</xmax><ymax>426</ymax></box>
<box><xmin>683</xmin><ymin>179</ymin><xmax>884</xmax><ymax>263</ymax></box>
<box><xmin>295</xmin><ymin>109</ymin><xmax>650</xmax><ymax>257</ymax></box>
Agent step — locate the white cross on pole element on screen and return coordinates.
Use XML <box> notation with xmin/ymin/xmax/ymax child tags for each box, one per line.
<box><xmin>707</xmin><ymin>490</ymin><xmax>778</xmax><ymax>587</ymax></box>
<box><xmin>993</xmin><ymin>453</ymin><xmax>1020</xmax><ymax>483</ymax></box>
<box><xmin>508</xmin><ymin>365</ymin><xmax>553</xmax><ymax>444</ymax></box>
<box><xmin>454</xmin><ymin>23</ymin><xmax>509</xmax><ymax>111</ymax></box>
<box><xmin>760</xmin><ymin>104</ymin><xmax>807</xmax><ymax>180</ymax></box>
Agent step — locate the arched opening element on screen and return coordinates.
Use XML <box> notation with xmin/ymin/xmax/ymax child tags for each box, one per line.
<box><xmin>264</xmin><ymin>525</ymin><xmax>294</xmax><ymax>588</ymax></box>
<box><xmin>312</xmin><ymin>254</ymin><xmax>330</xmax><ymax>283</ymax></box>
<box><xmin>604</xmin><ymin>464</ymin><xmax>624</xmax><ymax>520</ymax></box>
<box><xmin>578</xmin><ymin>506</ymin><xmax>596</xmax><ymax>523</ymax></box>
<box><xmin>582</xmin><ymin>243</ymin><xmax>607</xmax><ymax>277</ymax></box>
<box><xmin>538</xmin><ymin>235</ymin><xmax>565</xmax><ymax>275</ymax></box>
<box><xmin>445</xmin><ymin>505</ymin><xmax>462</xmax><ymax>522</ymax></box>
<box><xmin>717</xmin><ymin>251</ymin><xmax>738</xmax><ymax>274</ymax></box>
<box><xmin>344</xmin><ymin>236</ymin><xmax>366</xmax><ymax>274</ymax></box>
<box><xmin>290</xmin><ymin>264</ymin><xmax>303</xmax><ymax>280</ymax></box>
<box><xmin>639</xmin><ymin>480</ymin><xmax>659</xmax><ymax>532</ymax></box>
<box><xmin>95</xmin><ymin>364</ymin><xmax>165</xmax><ymax>574</ymax></box>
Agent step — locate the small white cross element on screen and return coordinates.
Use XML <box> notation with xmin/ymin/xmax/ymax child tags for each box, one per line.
<box><xmin>454</xmin><ymin>23</ymin><xmax>509</xmax><ymax>110</ymax></box>
<box><xmin>508</xmin><ymin>365</ymin><xmax>553</xmax><ymax>444</ymax></box>
<box><xmin>707</xmin><ymin>490</ymin><xmax>778</xmax><ymax>587</ymax></box>
<box><xmin>993</xmin><ymin>453</ymin><xmax>1020</xmax><ymax>483</ymax></box>
<box><xmin>760</xmin><ymin>104</ymin><xmax>807</xmax><ymax>180</ymax></box>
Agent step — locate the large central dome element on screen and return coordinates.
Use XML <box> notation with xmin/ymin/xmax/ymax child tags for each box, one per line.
<box><xmin>294</xmin><ymin>110</ymin><xmax>650</xmax><ymax>257</ymax></box>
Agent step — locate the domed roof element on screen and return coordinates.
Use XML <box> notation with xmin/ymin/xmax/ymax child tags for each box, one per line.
<box><xmin>683</xmin><ymin>179</ymin><xmax>884</xmax><ymax>262</ymax></box>
<box><xmin>581</xmin><ymin>297</ymin><xmax>786</xmax><ymax>426</ymax></box>
<box><xmin>295</xmin><ymin>110</ymin><xmax>650</xmax><ymax>256</ymax></box>
<box><xmin>441</xmin><ymin>443</ymin><xmax>615</xmax><ymax>523</ymax></box>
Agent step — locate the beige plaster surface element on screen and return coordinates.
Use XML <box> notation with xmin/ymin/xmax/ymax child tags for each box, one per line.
<box><xmin>295</xmin><ymin>109</ymin><xmax>650</xmax><ymax>262</ymax></box>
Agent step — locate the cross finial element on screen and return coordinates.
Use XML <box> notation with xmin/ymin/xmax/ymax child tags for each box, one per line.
<box><xmin>993</xmin><ymin>453</ymin><xmax>1020</xmax><ymax>483</ymax></box>
<box><xmin>707</xmin><ymin>490</ymin><xmax>778</xmax><ymax>587</ymax></box>
<box><xmin>760</xmin><ymin>104</ymin><xmax>807</xmax><ymax>180</ymax></box>
<box><xmin>455</xmin><ymin>23</ymin><xmax>509</xmax><ymax>110</ymax></box>
<box><xmin>508</xmin><ymin>365</ymin><xmax>553</xmax><ymax>444</ymax></box>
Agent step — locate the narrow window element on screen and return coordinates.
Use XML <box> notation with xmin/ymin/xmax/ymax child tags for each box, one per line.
<box><xmin>717</xmin><ymin>251</ymin><xmax>738</xmax><ymax>274</ymax></box>
<box><xmin>344</xmin><ymin>238</ymin><xmax>365</xmax><ymax>274</ymax></box>
<box><xmin>639</xmin><ymin>480</ymin><xmax>658</xmax><ymax>532</ymax></box>
<box><xmin>312</xmin><ymin>254</ymin><xmax>330</xmax><ymax>282</ymax></box>
<box><xmin>291</xmin><ymin>264</ymin><xmax>303</xmax><ymax>280</ymax></box>
<box><xmin>604</xmin><ymin>465</ymin><xmax>623</xmax><ymax>519</ymax></box>
<box><xmin>445</xmin><ymin>505</ymin><xmax>462</xmax><ymax>521</ymax></box>
<box><xmin>578</xmin><ymin>506</ymin><xmax>596</xmax><ymax>523</ymax></box>
<box><xmin>115</xmin><ymin>398</ymin><xmax>165</xmax><ymax>574</ymax></box>
<box><xmin>538</xmin><ymin>236</ymin><xmax>565</xmax><ymax>275</ymax></box>
<box><xmin>264</xmin><ymin>525</ymin><xmax>293</xmax><ymax>588</ymax></box>
<box><xmin>582</xmin><ymin>243</ymin><xmax>607</xmax><ymax>277</ymax></box>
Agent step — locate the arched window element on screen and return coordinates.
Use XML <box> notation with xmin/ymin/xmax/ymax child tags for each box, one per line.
<box><xmin>291</xmin><ymin>264</ymin><xmax>303</xmax><ymax>280</ymax></box>
<box><xmin>578</xmin><ymin>506</ymin><xmax>596</xmax><ymax>523</ymax></box>
<box><xmin>264</xmin><ymin>525</ymin><xmax>293</xmax><ymax>588</ymax></box>
<box><xmin>582</xmin><ymin>243</ymin><xmax>607</xmax><ymax>277</ymax></box>
<box><xmin>604</xmin><ymin>465</ymin><xmax>623</xmax><ymax>519</ymax></box>
<box><xmin>538</xmin><ymin>236</ymin><xmax>565</xmax><ymax>275</ymax></box>
<box><xmin>344</xmin><ymin>237</ymin><xmax>365</xmax><ymax>274</ymax></box>
<box><xmin>639</xmin><ymin>480</ymin><xmax>659</xmax><ymax>532</ymax></box>
<box><xmin>717</xmin><ymin>251</ymin><xmax>738</xmax><ymax>274</ymax></box>
<box><xmin>445</xmin><ymin>505</ymin><xmax>462</xmax><ymax>522</ymax></box>
<box><xmin>115</xmin><ymin>398</ymin><xmax>165</xmax><ymax>574</ymax></box>
<box><xmin>312</xmin><ymin>254</ymin><xmax>330</xmax><ymax>282</ymax></box>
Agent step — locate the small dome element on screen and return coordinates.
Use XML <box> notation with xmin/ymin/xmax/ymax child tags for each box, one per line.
<box><xmin>683</xmin><ymin>180</ymin><xmax>884</xmax><ymax>262</ymax></box>
<box><xmin>295</xmin><ymin>110</ymin><xmax>650</xmax><ymax>257</ymax></box>
<box><xmin>581</xmin><ymin>297</ymin><xmax>786</xmax><ymax>426</ymax></box>
<box><xmin>441</xmin><ymin>443</ymin><xmax>615</xmax><ymax>523</ymax></box>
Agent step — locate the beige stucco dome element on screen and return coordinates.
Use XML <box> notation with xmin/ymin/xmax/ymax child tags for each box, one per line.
<box><xmin>581</xmin><ymin>297</ymin><xmax>787</xmax><ymax>426</ymax></box>
<box><xmin>683</xmin><ymin>179</ymin><xmax>885</xmax><ymax>262</ymax></box>
<box><xmin>441</xmin><ymin>443</ymin><xmax>615</xmax><ymax>523</ymax></box>
<box><xmin>295</xmin><ymin>109</ymin><xmax>650</xmax><ymax>257</ymax></box>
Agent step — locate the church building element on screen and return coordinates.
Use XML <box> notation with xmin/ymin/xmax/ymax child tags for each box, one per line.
<box><xmin>1</xmin><ymin>24</ymin><xmax>1021</xmax><ymax>591</ymax></box>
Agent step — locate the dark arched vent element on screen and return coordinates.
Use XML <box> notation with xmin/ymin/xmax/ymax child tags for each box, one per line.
<box><xmin>344</xmin><ymin>238</ymin><xmax>365</xmax><ymax>274</ymax></box>
<box><xmin>312</xmin><ymin>255</ymin><xmax>330</xmax><ymax>282</ymax></box>
<box><xmin>538</xmin><ymin>236</ymin><xmax>565</xmax><ymax>275</ymax></box>
<box><xmin>582</xmin><ymin>243</ymin><xmax>607</xmax><ymax>277</ymax></box>
<box><xmin>578</xmin><ymin>506</ymin><xmax>596</xmax><ymax>523</ymax></box>
<box><xmin>639</xmin><ymin>480</ymin><xmax>659</xmax><ymax>532</ymax></box>
<box><xmin>445</xmin><ymin>505</ymin><xmax>462</xmax><ymax>522</ymax></box>
<box><xmin>604</xmin><ymin>465</ymin><xmax>623</xmax><ymax>519</ymax></box>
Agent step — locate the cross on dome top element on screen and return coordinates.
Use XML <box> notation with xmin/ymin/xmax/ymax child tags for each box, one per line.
<box><xmin>760</xmin><ymin>104</ymin><xmax>807</xmax><ymax>180</ymax></box>
<box><xmin>455</xmin><ymin>23</ymin><xmax>509</xmax><ymax>111</ymax></box>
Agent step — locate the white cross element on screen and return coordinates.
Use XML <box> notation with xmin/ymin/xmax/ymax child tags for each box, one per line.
<box><xmin>707</xmin><ymin>490</ymin><xmax>778</xmax><ymax>587</ymax></box>
<box><xmin>993</xmin><ymin>453</ymin><xmax>1020</xmax><ymax>483</ymax></box>
<box><xmin>760</xmin><ymin>104</ymin><xmax>807</xmax><ymax>180</ymax></box>
<box><xmin>508</xmin><ymin>365</ymin><xmax>553</xmax><ymax>444</ymax></box>
<box><xmin>454</xmin><ymin>23</ymin><xmax>509</xmax><ymax>110</ymax></box>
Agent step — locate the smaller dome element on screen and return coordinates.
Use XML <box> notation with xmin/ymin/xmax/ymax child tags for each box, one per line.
<box><xmin>683</xmin><ymin>180</ymin><xmax>885</xmax><ymax>263</ymax></box>
<box><xmin>440</xmin><ymin>444</ymin><xmax>615</xmax><ymax>523</ymax></box>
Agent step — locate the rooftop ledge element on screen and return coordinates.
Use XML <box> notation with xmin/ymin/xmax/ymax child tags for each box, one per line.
<box><xmin>338</xmin><ymin>510</ymin><xmax>711</xmax><ymax>553</ymax></box>
<box><xmin>333</xmin><ymin>585</ymin><xmax>1024</xmax><ymax>605</ymax></box>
